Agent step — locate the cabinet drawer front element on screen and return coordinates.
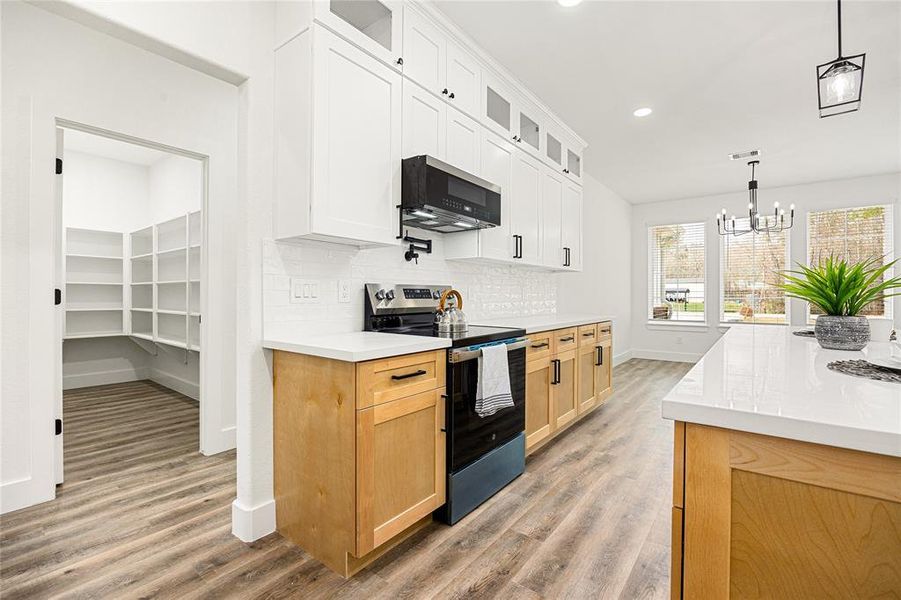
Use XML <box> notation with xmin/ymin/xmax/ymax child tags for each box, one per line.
<box><xmin>356</xmin><ymin>389</ymin><xmax>446</xmax><ymax>555</ymax></box>
<box><xmin>578</xmin><ymin>324</ymin><xmax>598</xmax><ymax>347</ymax></box>
<box><xmin>553</xmin><ymin>327</ymin><xmax>578</xmax><ymax>353</ymax></box>
<box><xmin>357</xmin><ymin>350</ymin><xmax>445</xmax><ymax>409</ymax></box>
<box><xmin>526</xmin><ymin>332</ymin><xmax>553</xmax><ymax>361</ymax></box>
<box><xmin>597</xmin><ymin>322</ymin><xmax>612</xmax><ymax>340</ymax></box>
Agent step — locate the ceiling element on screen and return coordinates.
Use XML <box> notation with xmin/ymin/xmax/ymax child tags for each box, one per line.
<box><xmin>64</xmin><ymin>129</ymin><xmax>171</xmax><ymax>166</ymax></box>
<box><xmin>434</xmin><ymin>0</ymin><xmax>901</xmax><ymax>204</ymax></box>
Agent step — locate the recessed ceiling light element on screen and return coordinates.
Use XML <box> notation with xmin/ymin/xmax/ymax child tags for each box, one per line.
<box><xmin>633</xmin><ymin>107</ymin><xmax>653</xmax><ymax>117</ymax></box>
<box><xmin>557</xmin><ymin>0</ymin><xmax>583</xmax><ymax>7</ymax></box>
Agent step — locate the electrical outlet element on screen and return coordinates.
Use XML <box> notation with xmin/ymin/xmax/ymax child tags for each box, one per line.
<box><xmin>338</xmin><ymin>279</ymin><xmax>351</xmax><ymax>303</ymax></box>
<box><xmin>290</xmin><ymin>278</ymin><xmax>321</xmax><ymax>304</ymax></box>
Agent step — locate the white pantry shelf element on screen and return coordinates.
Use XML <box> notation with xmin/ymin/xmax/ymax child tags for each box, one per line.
<box><xmin>66</xmin><ymin>281</ymin><xmax>124</xmax><ymax>286</ymax></box>
<box><xmin>66</xmin><ymin>253</ymin><xmax>122</xmax><ymax>260</ymax></box>
<box><xmin>66</xmin><ymin>307</ymin><xmax>123</xmax><ymax>312</ymax></box>
<box><xmin>64</xmin><ymin>332</ymin><xmax>123</xmax><ymax>340</ymax></box>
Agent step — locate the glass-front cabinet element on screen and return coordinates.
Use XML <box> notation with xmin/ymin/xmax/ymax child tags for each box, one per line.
<box><xmin>482</xmin><ymin>70</ymin><xmax>518</xmax><ymax>141</ymax></box>
<box><xmin>314</xmin><ymin>0</ymin><xmax>404</xmax><ymax>70</ymax></box>
<box><xmin>516</xmin><ymin>101</ymin><xmax>543</xmax><ymax>159</ymax></box>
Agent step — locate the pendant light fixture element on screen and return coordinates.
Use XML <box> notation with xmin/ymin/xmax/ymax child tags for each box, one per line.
<box><xmin>817</xmin><ymin>0</ymin><xmax>866</xmax><ymax>118</ymax></box>
<box><xmin>717</xmin><ymin>161</ymin><xmax>795</xmax><ymax>236</ymax></box>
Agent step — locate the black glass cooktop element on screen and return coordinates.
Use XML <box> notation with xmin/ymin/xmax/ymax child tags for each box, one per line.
<box><xmin>381</xmin><ymin>324</ymin><xmax>525</xmax><ymax>348</ymax></box>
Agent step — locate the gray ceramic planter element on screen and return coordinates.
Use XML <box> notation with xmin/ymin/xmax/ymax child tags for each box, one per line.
<box><xmin>814</xmin><ymin>315</ymin><xmax>870</xmax><ymax>350</ymax></box>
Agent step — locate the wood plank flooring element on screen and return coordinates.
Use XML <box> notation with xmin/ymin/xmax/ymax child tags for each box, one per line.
<box><xmin>0</xmin><ymin>359</ymin><xmax>692</xmax><ymax>599</ymax></box>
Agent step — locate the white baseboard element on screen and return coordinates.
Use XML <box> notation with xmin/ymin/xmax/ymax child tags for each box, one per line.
<box><xmin>232</xmin><ymin>498</ymin><xmax>276</xmax><ymax>542</ymax></box>
<box><xmin>63</xmin><ymin>366</ymin><xmax>150</xmax><ymax>390</ymax></box>
<box><xmin>630</xmin><ymin>349</ymin><xmax>701</xmax><ymax>363</ymax></box>
<box><xmin>149</xmin><ymin>369</ymin><xmax>199</xmax><ymax>401</ymax></box>
<box><xmin>0</xmin><ymin>476</ymin><xmax>54</xmax><ymax>515</ymax></box>
<box><xmin>613</xmin><ymin>349</ymin><xmax>632</xmax><ymax>366</ymax></box>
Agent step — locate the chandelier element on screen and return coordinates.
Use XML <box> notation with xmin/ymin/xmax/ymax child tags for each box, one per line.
<box><xmin>717</xmin><ymin>161</ymin><xmax>795</xmax><ymax>236</ymax></box>
<box><xmin>817</xmin><ymin>0</ymin><xmax>865</xmax><ymax>118</ymax></box>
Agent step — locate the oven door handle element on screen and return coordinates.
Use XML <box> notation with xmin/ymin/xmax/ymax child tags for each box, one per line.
<box><xmin>449</xmin><ymin>337</ymin><xmax>528</xmax><ymax>363</ymax></box>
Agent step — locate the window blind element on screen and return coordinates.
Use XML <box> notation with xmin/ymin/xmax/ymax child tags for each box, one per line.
<box><xmin>720</xmin><ymin>220</ymin><xmax>788</xmax><ymax>324</ymax></box>
<box><xmin>648</xmin><ymin>222</ymin><xmax>706</xmax><ymax>322</ymax></box>
<box><xmin>807</xmin><ymin>205</ymin><xmax>893</xmax><ymax>320</ymax></box>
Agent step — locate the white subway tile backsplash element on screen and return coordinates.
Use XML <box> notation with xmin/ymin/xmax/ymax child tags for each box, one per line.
<box><xmin>263</xmin><ymin>237</ymin><xmax>558</xmax><ymax>336</ymax></box>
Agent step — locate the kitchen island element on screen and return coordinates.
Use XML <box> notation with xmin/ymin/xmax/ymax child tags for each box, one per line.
<box><xmin>662</xmin><ymin>326</ymin><xmax>901</xmax><ymax>599</ymax></box>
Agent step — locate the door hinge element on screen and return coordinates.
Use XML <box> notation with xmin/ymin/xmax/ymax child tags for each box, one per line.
<box><xmin>54</xmin><ymin>288</ymin><xmax>62</xmax><ymax>306</ymax></box>
<box><xmin>55</xmin><ymin>158</ymin><xmax>63</xmax><ymax>175</ymax></box>
<box><xmin>55</xmin><ymin>418</ymin><xmax>63</xmax><ymax>435</ymax></box>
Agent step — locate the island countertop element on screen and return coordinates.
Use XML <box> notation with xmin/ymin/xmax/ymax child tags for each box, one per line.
<box><xmin>661</xmin><ymin>325</ymin><xmax>901</xmax><ymax>457</ymax></box>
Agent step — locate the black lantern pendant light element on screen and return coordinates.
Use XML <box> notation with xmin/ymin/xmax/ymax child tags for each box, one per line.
<box><xmin>817</xmin><ymin>0</ymin><xmax>866</xmax><ymax>118</ymax></box>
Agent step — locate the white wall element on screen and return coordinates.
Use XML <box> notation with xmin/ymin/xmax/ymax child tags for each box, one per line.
<box><xmin>631</xmin><ymin>172</ymin><xmax>901</xmax><ymax>362</ymax></box>
<box><xmin>63</xmin><ymin>151</ymin><xmax>150</xmax><ymax>231</ymax></box>
<box><xmin>557</xmin><ymin>173</ymin><xmax>633</xmax><ymax>363</ymax></box>
<box><xmin>1</xmin><ymin>0</ymin><xmax>241</xmax><ymax>514</ymax></box>
<box><xmin>148</xmin><ymin>154</ymin><xmax>202</xmax><ymax>223</ymax></box>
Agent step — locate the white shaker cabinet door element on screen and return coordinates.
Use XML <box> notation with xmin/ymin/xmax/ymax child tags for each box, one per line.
<box><xmin>402</xmin><ymin>80</ymin><xmax>446</xmax><ymax>160</ymax></box>
<box><xmin>445</xmin><ymin>105</ymin><xmax>481</xmax><ymax>175</ymax></box>
<box><xmin>311</xmin><ymin>27</ymin><xmax>401</xmax><ymax>246</ymax></box>
<box><xmin>402</xmin><ymin>5</ymin><xmax>445</xmax><ymax>94</ymax></box>
<box><xmin>478</xmin><ymin>132</ymin><xmax>515</xmax><ymax>261</ymax></box>
<box><xmin>512</xmin><ymin>152</ymin><xmax>543</xmax><ymax>265</ymax></box>
<box><xmin>540</xmin><ymin>168</ymin><xmax>564</xmax><ymax>269</ymax></box>
<box><xmin>562</xmin><ymin>182</ymin><xmax>583</xmax><ymax>271</ymax></box>
<box><xmin>445</xmin><ymin>41</ymin><xmax>481</xmax><ymax>118</ymax></box>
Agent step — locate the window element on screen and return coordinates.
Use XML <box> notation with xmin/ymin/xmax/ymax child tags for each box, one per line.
<box><xmin>720</xmin><ymin>219</ymin><xmax>789</xmax><ymax>324</ymax></box>
<box><xmin>648</xmin><ymin>222</ymin><xmax>706</xmax><ymax>322</ymax></box>
<box><xmin>807</xmin><ymin>205</ymin><xmax>893</xmax><ymax>320</ymax></box>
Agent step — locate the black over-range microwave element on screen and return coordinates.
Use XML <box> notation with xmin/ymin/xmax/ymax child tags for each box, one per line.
<box><xmin>401</xmin><ymin>155</ymin><xmax>502</xmax><ymax>233</ymax></box>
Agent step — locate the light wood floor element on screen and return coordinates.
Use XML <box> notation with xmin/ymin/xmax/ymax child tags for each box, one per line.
<box><xmin>0</xmin><ymin>359</ymin><xmax>692</xmax><ymax>599</ymax></box>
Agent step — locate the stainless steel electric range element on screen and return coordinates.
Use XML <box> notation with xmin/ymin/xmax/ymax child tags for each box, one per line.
<box><xmin>364</xmin><ymin>283</ymin><xmax>527</xmax><ymax>525</ymax></box>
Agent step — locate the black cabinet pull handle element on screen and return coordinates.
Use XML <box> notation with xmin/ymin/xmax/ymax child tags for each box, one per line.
<box><xmin>560</xmin><ymin>336</ymin><xmax>574</xmax><ymax>342</ymax></box>
<box><xmin>442</xmin><ymin>88</ymin><xmax>449</xmax><ymax>95</ymax></box>
<box><xmin>530</xmin><ymin>342</ymin><xmax>549</xmax><ymax>349</ymax></box>
<box><xmin>596</xmin><ymin>346</ymin><xmax>603</xmax><ymax>366</ymax></box>
<box><xmin>396</xmin><ymin>57</ymin><xmax>404</xmax><ymax>65</ymax></box>
<box><xmin>551</xmin><ymin>359</ymin><xmax>561</xmax><ymax>384</ymax></box>
<box><xmin>582</xmin><ymin>332</ymin><xmax>594</xmax><ymax>337</ymax></box>
<box><xmin>392</xmin><ymin>369</ymin><xmax>427</xmax><ymax>381</ymax></box>
<box><xmin>449</xmin><ymin>92</ymin><xmax>455</xmax><ymax>99</ymax></box>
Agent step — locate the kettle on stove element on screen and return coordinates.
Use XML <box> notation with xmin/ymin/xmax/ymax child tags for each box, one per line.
<box><xmin>436</xmin><ymin>289</ymin><xmax>467</xmax><ymax>333</ymax></box>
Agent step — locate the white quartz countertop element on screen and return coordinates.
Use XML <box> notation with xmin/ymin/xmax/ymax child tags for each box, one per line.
<box><xmin>263</xmin><ymin>329</ymin><xmax>451</xmax><ymax>362</ymax></box>
<box><xmin>472</xmin><ymin>314</ymin><xmax>614</xmax><ymax>334</ymax></box>
<box><xmin>661</xmin><ymin>326</ymin><xmax>901</xmax><ymax>457</ymax></box>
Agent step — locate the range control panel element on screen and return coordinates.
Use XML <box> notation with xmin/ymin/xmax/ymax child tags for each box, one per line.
<box><xmin>364</xmin><ymin>283</ymin><xmax>451</xmax><ymax>315</ymax></box>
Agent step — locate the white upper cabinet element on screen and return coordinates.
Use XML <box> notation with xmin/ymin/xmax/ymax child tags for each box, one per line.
<box><xmin>516</xmin><ymin>101</ymin><xmax>544</xmax><ymax>160</ymax></box>
<box><xmin>481</xmin><ymin>70</ymin><xmax>518</xmax><ymax>142</ymax></box>
<box><xmin>275</xmin><ymin>25</ymin><xmax>401</xmax><ymax>246</ymax></box>
<box><xmin>563</xmin><ymin>136</ymin><xmax>583</xmax><ymax>183</ymax></box>
<box><xmin>313</xmin><ymin>0</ymin><xmax>404</xmax><ymax>70</ymax></box>
<box><xmin>402</xmin><ymin>80</ymin><xmax>446</xmax><ymax>159</ymax></box>
<box><xmin>561</xmin><ymin>182</ymin><xmax>583</xmax><ymax>271</ymax></box>
<box><xmin>511</xmin><ymin>152</ymin><xmax>543</xmax><ymax>265</ymax></box>
<box><xmin>445</xmin><ymin>106</ymin><xmax>481</xmax><ymax>175</ymax></box>
<box><xmin>402</xmin><ymin>6</ymin><xmax>482</xmax><ymax>119</ymax></box>
<box><xmin>445</xmin><ymin>41</ymin><xmax>481</xmax><ymax>117</ymax></box>
<box><xmin>540</xmin><ymin>168</ymin><xmax>564</xmax><ymax>269</ymax></box>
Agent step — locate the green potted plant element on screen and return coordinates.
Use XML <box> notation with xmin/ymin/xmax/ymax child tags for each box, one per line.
<box><xmin>776</xmin><ymin>256</ymin><xmax>901</xmax><ymax>350</ymax></box>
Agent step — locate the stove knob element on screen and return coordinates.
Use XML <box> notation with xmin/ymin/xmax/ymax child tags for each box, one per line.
<box><xmin>374</xmin><ymin>289</ymin><xmax>386</xmax><ymax>301</ymax></box>
<box><xmin>432</xmin><ymin>290</ymin><xmax>442</xmax><ymax>300</ymax></box>
<box><xmin>385</xmin><ymin>290</ymin><xmax>396</xmax><ymax>301</ymax></box>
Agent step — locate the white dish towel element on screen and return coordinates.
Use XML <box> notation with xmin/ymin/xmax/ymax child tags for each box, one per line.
<box><xmin>475</xmin><ymin>343</ymin><xmax>515</xmax><ymax>418</ymax></box>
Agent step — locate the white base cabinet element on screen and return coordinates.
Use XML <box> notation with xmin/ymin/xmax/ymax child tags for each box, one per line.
<box><xmin>276</xmin><ymin>25</ymin><xmax>401</xmax><ymax>247</ymax></box>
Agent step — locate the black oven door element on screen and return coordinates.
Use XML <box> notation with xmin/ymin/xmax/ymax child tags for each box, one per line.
<box><xmin>447</xmin><ymin>347</ymin><xmax>525</xmax><ymax>473</ymax></box>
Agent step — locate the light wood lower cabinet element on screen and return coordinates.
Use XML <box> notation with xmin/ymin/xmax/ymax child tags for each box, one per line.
<box><xmin>526</xmin><ymin>321</ymin><xmax>613</xmax><ymax>454</ymax></box>
<box><xmin>525</xmin><ymin>356</ymin><xmax>553</xmax><ymax>449</ymax></box>
<box><xmin>552</xmin><ymin>349</ymin><xmax>577</xmax><ymax>429</ymax></box>
<box><xmin>356</xmin><ymin>389</ymin><xmax>445</xmax><ymax>556</ymax></box>
<box><xmin>273</xmin><ymin>349</ymin><xmax>446</xmax><ymax>577</ymax></box>
<box><xmin>671</xmin><ymin>422</ymin><xmax>901</xmax><ymax>599</ymax></box>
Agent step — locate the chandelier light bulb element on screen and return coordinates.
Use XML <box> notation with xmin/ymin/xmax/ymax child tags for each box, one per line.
<box><xmin>748</xmin><ymin>203</ymin><xmax>754</xmax><ymax>210</ymax></box>
<box><xmin>790</xmin><ymin>204</ymin><xmax>795</xmax><ymax>210</ymax></box>
<box><xmin>773</xmin><ymin>201</ymin><xmax>780</xmax><ymax>208</ymax></box>
<box><xmin>722</xmin><ymin>208</ymin><xmax>727</xmax><ymax>215</ymax></box>
<box><xmin>826</xmin><ymin>70</ymin><xmax>854</xmax><ymax>103</ymax></box>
